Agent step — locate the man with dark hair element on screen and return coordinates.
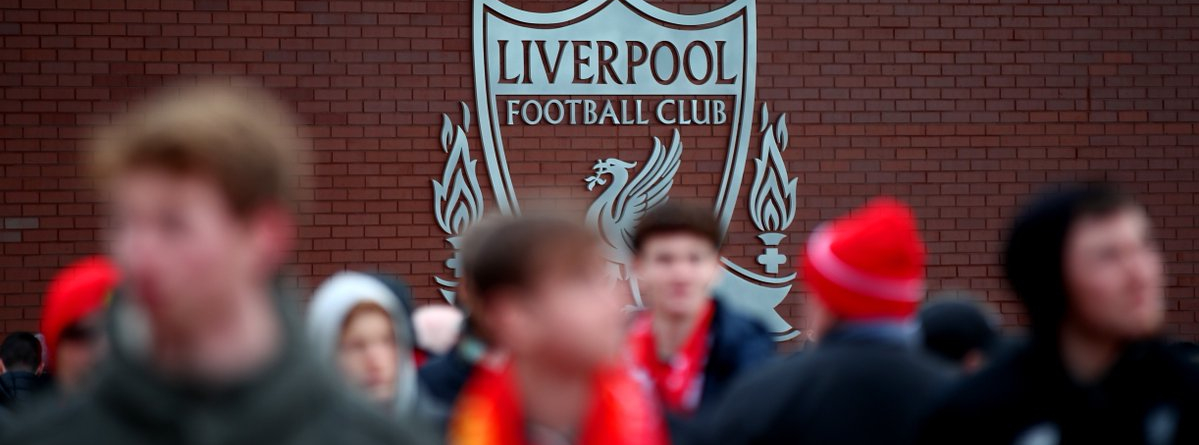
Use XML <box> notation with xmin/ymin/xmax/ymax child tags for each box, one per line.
<box><xmin>447</xmin><ymin>215</ymin><xmax>667</xmax><ymax>445</ymax></box>
<box><xmin>4</xmin><ymin>82</ymin><xmax>427</xmax><ymax>445</ymax></box>
<box><xmin>919</xmin><ymin>184</ymin><xmax>1199</xmax><ymax>445</ymax></box>
<box><xmin>0</xmin><ymin>332</ymin><xmax>45</xmax><ymax>409</ymax></box>
<box><xmin>626</xmin><ymin>202</ymin><xmax>774</xmax><ymax>416</ymax></box>
<box><xmin>695</xmin><ymin>198</ymin><xmax>952</xmax><ymax>445</ymax></box>
<box><xmin>918</xmin><ymin>295</ymin><xmax>1001</xmax><ymax>373</ymax></box>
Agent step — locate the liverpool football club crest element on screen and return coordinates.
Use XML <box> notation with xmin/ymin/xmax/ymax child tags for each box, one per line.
<box><xmin>431</xmin><ymin>0</ymin><xmax>800</xmax><ymax>340</ymax></box>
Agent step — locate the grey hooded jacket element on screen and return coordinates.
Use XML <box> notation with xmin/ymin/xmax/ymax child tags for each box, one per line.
<box><xmin>307</xmin><ymin>271</ymin><xmax>421</xmax><ymax>417</ymax></box>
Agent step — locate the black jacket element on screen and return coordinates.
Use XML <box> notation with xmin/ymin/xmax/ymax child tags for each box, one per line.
<box><xmin>2</xmin><ymin>294</ymin><xmax>432</xmax><ymax>445</ymax></box>
<box><xmin>694</xmin><ymin>299</ymin><xmax>776</xmax><ymax>412</ymax></box>
<box><xmin>689</xmin><ymin>325</ymin><xmax>954</xmax><ymax>445</ymax></box>
<box><xmin>418</xmin><ymin>340</ymin><xmax>478</xmax><ymax>407</ymax></box>
<box><xmin>919</xmin><ymin>185</ymin><xmax>1199</xmax><ymax>445</ymax></box>
<box><xmin>418</xmin><ymin>328</ymin><xmax>486</xmax><ymax>433</ymax></box>
<box><xmin>0</xmin><ymin>371</ymin><xmax>45</xmax><ymax>410</ymax></box>
<box><xmin>918</xmin><ymin>339</ymin><xmax>1199</xmax><ymax>445</ymax></box>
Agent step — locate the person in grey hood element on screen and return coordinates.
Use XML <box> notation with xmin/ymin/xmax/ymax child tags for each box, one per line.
<box><xmin>2</xmin><ymin>82</ymin><xmax>428</xmax><ymax>445</ymax></box>
<box><xmin>308</xmin><ymin>271</ymin><xmax>420</xmax><ymax>416</ymax></box>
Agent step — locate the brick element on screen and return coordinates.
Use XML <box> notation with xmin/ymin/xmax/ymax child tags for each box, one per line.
<box><xmin>0</xmin><ymin>0</ymin><xmax>1196</xmax><ymax>341</ymax></box>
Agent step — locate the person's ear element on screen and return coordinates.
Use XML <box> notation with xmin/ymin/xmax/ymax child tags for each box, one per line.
<box><xmin>248</xmin><ymin>204</ymin><xmax>295</xmax><ymax>276</ymax></box>
<box><xmin>704</xmin><ymin>250</ymin><xmax>723</xmax><ymax>287</ymax></box>
<box><xmin>484</xmin><ymin>290</ymin><xmax>528</xmax><ymax>348</ymax></box>
<box><xmin>454</xmin><ymin>279</ymin><xmax>478</xmax><ymax>316</ymax></box>
<box><xmin>706</xmin><ymin>249</ymin><xmax>722</xmax><ymax>271</ymax></box>
<box><xmin>962</xmin><ymin>349</ymin><xmax>986</xmax><ymax>373</ymax></box>
<box><xmin>631</xmin><ymin>254</ymin><xmax>645</xmax><ymax>278</ymax></box>
<box><xmin>0</xmin><ymin>360</ymin><xmax>7</xmax><ymax>374</ymax></box>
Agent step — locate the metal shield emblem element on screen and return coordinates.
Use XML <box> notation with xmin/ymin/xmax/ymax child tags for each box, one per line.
<box><xmin>435</xmin><ymin>0</ymin><xmax>798</xmax><ymax>340</ymax></box>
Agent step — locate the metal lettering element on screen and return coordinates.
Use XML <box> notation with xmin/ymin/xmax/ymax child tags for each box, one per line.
<box><xmin>453</xmin><ymin>0</ymin><xmax>799</xmax><ymax>339</ymax></box>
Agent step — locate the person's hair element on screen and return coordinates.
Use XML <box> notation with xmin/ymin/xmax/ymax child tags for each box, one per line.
<box><xmin>0</xmin><ymin>332</ymin><xmax>42</xmax><ymax>371</ymax></box>
<box><xmin>91</xmin><ymin>80</ymin><xmax>303</xmax><ymax>217</ymax></box>
<box><xmin>459</xmin><ymin>215</ymin><xmax>601</xmax><ymax>308</ymax></box>
<box><xmin>1004</xmin><ymin>183</ymin><xmax>1143</xmax><ymax>338</ymax></box>
<box><xmin>918</xmin><ymin>294</ymin><xmax>999</xmax><ymax>363</ymax></box>
<box><xmin>631</xmin><ymin>201</ymin><xmax>722</xmax><ymax>254</ymax></box>
<box><xmin>341</xmin><ymin>302</ymin><xmax>394</xmax><ymax>336</ymax></box>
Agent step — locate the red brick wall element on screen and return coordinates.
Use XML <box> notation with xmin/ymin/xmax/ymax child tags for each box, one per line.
<box><xmin>2</xmin><ymin>0</ymin><xmax>1197</xmax><ymax>340</ymax></box>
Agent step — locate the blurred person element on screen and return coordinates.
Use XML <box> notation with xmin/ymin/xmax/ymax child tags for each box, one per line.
<box><xmin>693</xmin><ymin>198</ymin><xmax>953</xmax><ymax>445</ymax></box>
<box><xmin>412</xmin><ymin>304</ymin><xmax>464</xmax><ymax>359</ymax></box>
<box><xmin>448</xmin><ymin>216</ymin><xmax>668</xmax><ymax>445</ymax></box>
<box><xmin>626</xmin><ymin>202</ymin><xmax>774</xmax><ymax>415</ymax></box>
<box><xmin>417</xmin><ymin>314</ymin><xmax>487</xmax><ymax>434</ymax></box>
<box><xmin>39</xmin><ymin>256</ymin><xmax>119</xmax><ymax>397</ymax></box>
<box><xmin>364</xmin><ymin>272</ymin><xmax>425</xmax><ymax>365</ymax></box>
<box><xmin>308</xmin><ymin>271</ymin><xmax>420</xmax><ymax>417</ymax></box>
<box><xmin>1168</xmin><ymin>341</ymin><xmax>1199</xmax><ymax>365</ymax></box>
<box><xmin>0</xmin><ymin>332</ymin><xmax>46</xmax><ymax>409</ymax></box>
<box><xmin>919</xmin><ymin>185</ymin><xmax>1199</xmax><ymax>445</ymax></box>
<box><xmin>418</xmin><ymin>315</ymin><xmax>487</xmax><ymax>435</ymax></box>
<box><xmin>418</xmin><ymin>218</ymin><xmax>508</xmax><ymax>432</ymax></box>
<box><xmin>3</xmin><ymin>81</ymin><xmax>425</xmax><ymax>445</ymax></box>
<box><xmin>918</xmin><ymin>295</ymin><xmax>1001</xmax><ymax>372</ymax></box>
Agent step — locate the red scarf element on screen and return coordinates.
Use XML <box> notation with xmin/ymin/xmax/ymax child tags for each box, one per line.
<box><xmin>449</xmin><ymin>356</ymin><xmax>668</xmax><ymax>445</ymax></box>
<box><xmin>627</xmin><ymin>300</ymin><xmax>715</xmax><ymax>413</ymax></box>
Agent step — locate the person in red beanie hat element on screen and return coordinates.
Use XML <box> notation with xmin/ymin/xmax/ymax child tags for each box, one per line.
<box><xmin>688</xmin><ymin>197</ymin><xmax>953</xmax><ymax>445</ymax></box>
<box><xmin>40</xmin><ymin>256</ymin><xmax>118</xmax><ymax>395</ymax></box>
<box><xmin>802</xmin><ymin>197</ymin><xmax>926</xmax><ymax>336</ymax></box>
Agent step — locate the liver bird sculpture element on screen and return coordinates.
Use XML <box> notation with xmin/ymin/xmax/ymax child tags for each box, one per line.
<box><xmin>583</xmin><ymin>129</ymin><xmax>683</xmax><ymax>306</ymax></box>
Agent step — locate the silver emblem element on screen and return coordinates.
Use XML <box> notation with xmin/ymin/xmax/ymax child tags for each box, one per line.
<box><xmin>431</xmin><ymin>0</ymin><xmax>800</xmax><ymax>340</ymax></box>
<box><xmin>720</xmin><ymin>104</ymin><xmax>799</xmax><ymax>340</ymax></box>
<box><xmin>432</xmin><ymin>103</ymin><xmax>485</xmax><ymax>304</ymax></box>
<box><xmin>584</xmin><ymin>129</ymin><xmax>683</xmax><ymax>306</ymax></box>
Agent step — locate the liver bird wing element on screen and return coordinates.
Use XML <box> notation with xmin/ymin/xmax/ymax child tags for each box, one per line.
<box><xmin>613</xmin><ymin>129</ymin><xmax>684</xmax><ymax>251</ymax></box>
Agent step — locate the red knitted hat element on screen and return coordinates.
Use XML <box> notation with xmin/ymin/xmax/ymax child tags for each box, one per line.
<box><xmin>40</xmin><ymin>256</ymin><xmax>119</xmax><ymax>371</ymax></box>
<box><xmin>801</xmin><ymin>198</ymin><xmax>926</xmax><ymax>320</ymax></box>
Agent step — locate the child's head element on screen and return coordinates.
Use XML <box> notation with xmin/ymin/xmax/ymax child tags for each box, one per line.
<box><xmin>462</xmin><ymin>216</ymin><xmax>622</xmax><ymax>371</ymax></box>
<box><xmin>338</xmin><ymin>302</ymin><xmax>400</xmax><ymax>403</ymax></box>
<box><xmin>94</xmin><ymin>81</ymin><xmax>301</xmax><ymax>334</ymax></box>
<box><xmin>308</xmin><ymin>272</ymin><xmax>416</xmax><ymax>408</ymax></box>
<box><xmin>632</xmin><ymin>202</ymin><xmax>723</xmax><ymax>317</ymax></box>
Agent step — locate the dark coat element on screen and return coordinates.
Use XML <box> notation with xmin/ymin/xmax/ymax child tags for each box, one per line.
<box><xmin>417</xmin><ymin>328</ymin><xmax>486</xmax><ymax>433</ymax></box>
<box><xmin>918</xmin><ymin>339</ymin><xmax>1199</xmax><ymax>445</ymax></box>
<box><xmin>688</xmin><ymin>325</ymin><xmax>954</xmax><ymax>445</ymax></box>
<box><xmin>696</xmin><ymin>299</ymin><xmax>776</xmax><ymax>411</ymax></box>
<box><xmin>1</xmin><ymin>294</ymin><xmax>433</xmax><ymax>445</ymax></box>
<box><xmin>0</xmin><ymin>371</ymin><xmax>46</xmax><ymax>409</ymax></box>
<box><xmin>418</xmin><ymin>343</ymin><xmax>477</xmax><ymax>408</ymax></box>
<box><xmin>918</xmin><ymin>185</ymin><xmax>1199</xmax><ymax>445</ymax></box>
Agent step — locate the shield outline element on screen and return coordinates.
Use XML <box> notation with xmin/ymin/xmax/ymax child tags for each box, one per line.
<box><xmin>471</xmin><ymin>0</ymin><xmax>758</xmax><ymax>237</ymax></box>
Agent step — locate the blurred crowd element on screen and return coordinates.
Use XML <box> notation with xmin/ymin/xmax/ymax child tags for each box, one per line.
<box><xmin>1</xmin><ymin>82</ymin><xmax>1198</xmax><ymax>445</ymax></box>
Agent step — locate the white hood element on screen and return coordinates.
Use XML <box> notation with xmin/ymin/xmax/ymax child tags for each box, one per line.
<box><xmin>307</xmin><ymin>271</ymin><xmax>418</xmax><ymax>414</ymax></box>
